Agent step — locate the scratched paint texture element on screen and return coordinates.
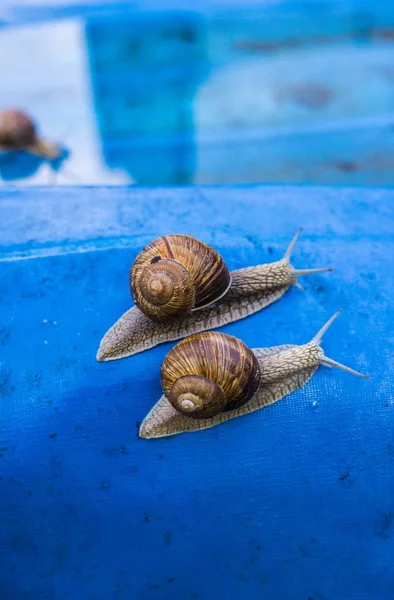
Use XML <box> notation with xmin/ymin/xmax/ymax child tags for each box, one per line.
<box><xmin>0</xmin><ymin>185</ymin><xmax>393</xmax><ymax>599</ymax></box>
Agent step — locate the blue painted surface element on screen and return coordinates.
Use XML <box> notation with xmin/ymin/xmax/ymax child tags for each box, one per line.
<box><xmin>2</xmin><ymin>1</ymin><xmax>394</xmax><ymax>185</ymax></box>
<box><xmin>0</xmin><ymin>185</ymin><xmax>393</xmax><ymax>599</ymax></box>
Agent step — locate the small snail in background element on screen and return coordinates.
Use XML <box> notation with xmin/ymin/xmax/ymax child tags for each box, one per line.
<box><xmin>139</xmin><ymin>309</ymin><xmax>369</xmax><ymax>439</ymax></box>
<box><xmin>97</xmin><ymin>229</ymin><xmax>332</xmax><ymax>361</ymax></box>
<box><xmin>0</xmin><ymin>109</ymin><xmax>62</xmax><ymax>160</ymax></box>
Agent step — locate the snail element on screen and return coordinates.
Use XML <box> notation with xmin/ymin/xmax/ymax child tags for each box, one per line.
<box><xmin>97</xmin><ymin>229</ymin><xmax>332</xmax><ymax>361</ymax></box>
<box><xmin>139</xmin><ymin>309</ymin><xmax>369</xmax><ymax>439</ymax></box>
<box><xmin>0</xmin><ymin>109</ymin><xmax>62</xmax><ymax>160</ymax></box>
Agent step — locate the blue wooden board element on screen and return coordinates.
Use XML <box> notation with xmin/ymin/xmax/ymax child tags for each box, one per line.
<box><xmin>0</xmin><ymin>185</ymin><xmax>393</xmax><ymax>599</ymax></box>
<box><xmin>1</xmin><ymin>0</ymin><xmax>394</xmax><ymax>186</ymax></box>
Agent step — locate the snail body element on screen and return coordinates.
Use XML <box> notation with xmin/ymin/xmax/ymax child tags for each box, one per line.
<box><xmin>139</xmin><ymin>310</ymin><xmax>369</xmax><ymax>439</ymax></box>
<box><xmin>0</xmin><ymin>109</ymin><xmax>62</xmax><ymax>160</ymax></box>
<box><xmin>97</xmin><ymin>229</ymin><xmax>333</xmax><ymax>361</ymax></box>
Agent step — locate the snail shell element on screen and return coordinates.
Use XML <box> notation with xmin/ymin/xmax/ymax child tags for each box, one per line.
<box><xmin>161</xmin><ymin>331</ymin><xmax>261</xmax><ymax>418</ymax></box>
<box><xmin>130</xmin><ymin>235</ymin><xmax>231</xmax><ymax>322</ymax></box>
<box><xmin>0</xmin><ymin>109</ymin><xmax>61</xmax><ymax>159</ymax></box>
<box><xmin>0</xmin><ymin>109</ymin><xmax>36</xmax><ymax>149</ymax></box>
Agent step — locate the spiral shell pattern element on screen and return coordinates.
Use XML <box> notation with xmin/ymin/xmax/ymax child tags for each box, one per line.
<box><xmin>130</xmin><ymin>235</ymin><xmax>231</xmax><ymax>322</ymax></box>
<box><xmin>160</xmin><ymin>332</ymin><xmax>261</xmax><ymax>418</ymax></box>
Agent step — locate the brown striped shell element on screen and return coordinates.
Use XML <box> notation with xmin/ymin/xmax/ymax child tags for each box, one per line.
<box><xmin>160</xmin><ymin>332</ymin><xmax>261</xmax><ymax>419</ymax></box>
<box><xmin>0</xmin><ymin>109</ymin><xmax>37</xmax><ymax>149</ymax></box>
<box><xmin>129</xmin><ymin>235</ymin><xmax>231</xmax><ymax>322</ymax></box>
